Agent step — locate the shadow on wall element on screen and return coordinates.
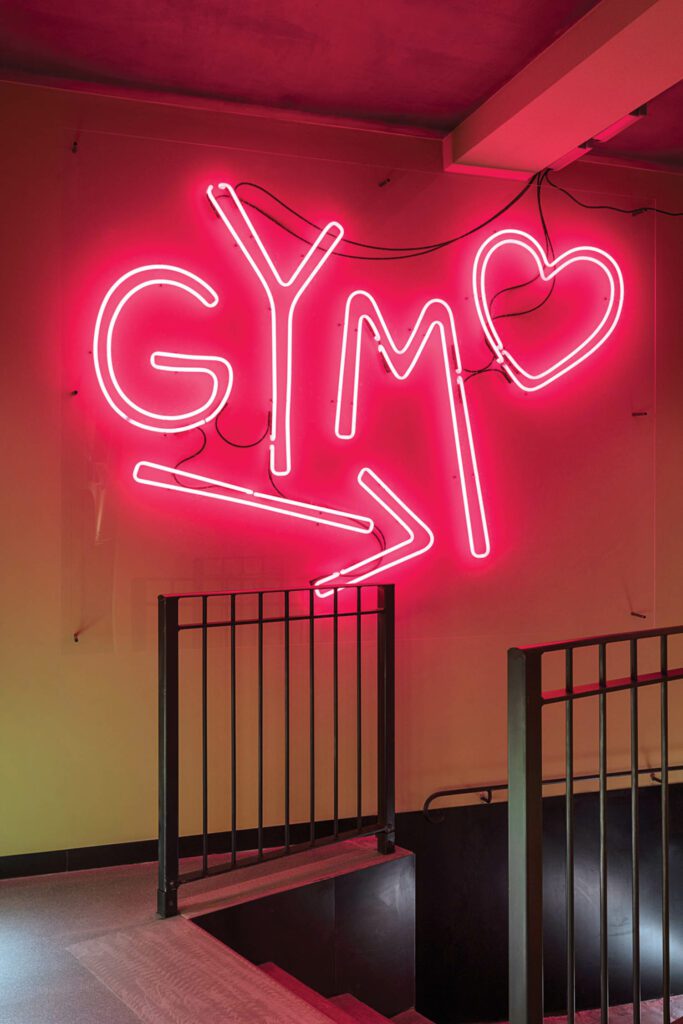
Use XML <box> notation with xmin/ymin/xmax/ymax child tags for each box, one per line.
<box><xmin>396</xmin><ymin>782</ymin><xmax>683</xmax><ymax>1024</ymax></box>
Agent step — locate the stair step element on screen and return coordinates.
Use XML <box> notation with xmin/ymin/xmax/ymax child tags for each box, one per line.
<box><xmin>260</xmin><ymin>963</ymin><xmax>359</xmax><ymax>1024</ymax></box>
<box><xmin>332</xmin><ymin>993</ymin><xmax>390</xmax><ymax>1022</ymax></box>
<box><xmin>392</xmin><ymin>1011</ymin><xmax>436</xmax><ymax>1024</ymax></box>
<box><xmin>68</xmin><ymin>917</ymin><xmax>337</xmax><ymax>1023</ymax></box>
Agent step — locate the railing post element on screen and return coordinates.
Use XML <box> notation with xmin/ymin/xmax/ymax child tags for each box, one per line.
<box><xmin>158</xmin><ymin>595</ymin><xmax>180</xmax><ymax>918</ymax></box>
<box><xmin>508</xmin><ymin>646</ymin><xmax>544</xmax><ymax>1024</ymax></box>
<box><xmin>377</xmin><ymin>584</ymin><xmax>396</xmax><ymax>854</ymax></box>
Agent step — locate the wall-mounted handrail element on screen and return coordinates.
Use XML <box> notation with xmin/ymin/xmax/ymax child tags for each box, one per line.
<box><xmin>422</xmin><ymin>764</ymin><xmax>683</xmax><ymax>822</ymax></box>
<box><xmin>157</xmin><ymin>583</ymin><xmax>395</xmax><ymax>918</ymax></box>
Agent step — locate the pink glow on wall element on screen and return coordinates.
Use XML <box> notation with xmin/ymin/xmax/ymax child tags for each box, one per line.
<box><xmin>472</xmin><ymin>229</ymin><xmax>624</xmax><ymax>392</ymax></box>
<box><xmin>92</xmin><ymin>183</ymin><xmax>625</xmax><ymax>593</ymax></box>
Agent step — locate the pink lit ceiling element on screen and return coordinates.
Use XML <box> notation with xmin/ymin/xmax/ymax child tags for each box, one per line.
<box><xmin>593</xmin><ymin>80</ymin><xmax>683</xmax><ymax>168</ymax></box>
<box><xmin>1</xmin><ymin>0</ymin><xmax>681</xmax><ymax>168</ymax></box>
<box><xmin>0</xmin><ymin>0</ymin><xmax>601</xmax><ymax>129</ymax></box>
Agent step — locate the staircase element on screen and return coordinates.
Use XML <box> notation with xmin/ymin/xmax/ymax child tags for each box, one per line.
<box><xmin>69</xmin><ymin>837</ymin><xmax>427</xmax><ymax>1023</ymax></box>
<box><xmin>261</xmin><ymin>963</ymin><xmax>433</xmax><ymax>1024</ymax></box>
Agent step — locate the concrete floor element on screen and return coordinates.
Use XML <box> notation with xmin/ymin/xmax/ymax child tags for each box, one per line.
<box><xmin>0</xmin><ymin>861</ymin><xmax>156</xmax><ymax>1024</ymax></box>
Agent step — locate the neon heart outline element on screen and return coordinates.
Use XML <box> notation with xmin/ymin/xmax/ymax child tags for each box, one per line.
<box><xmin>472</xmin><ymin>229</ymin><xmax>624</xmax><ymax>392</ymax></box>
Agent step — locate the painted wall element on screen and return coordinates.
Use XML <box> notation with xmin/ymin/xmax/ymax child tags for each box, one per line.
<box><xmin>1</xmin><ymin>80</ymin><xmax>682</xmax><ymax>856</ymax></box>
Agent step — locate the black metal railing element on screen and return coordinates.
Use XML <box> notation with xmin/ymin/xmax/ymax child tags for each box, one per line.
<box><xmin>158</xmin><ymin>584</ymin><xmax>395</xmax><ymax>918</ymax></box>
<box><xmin>508</xmin><ymin>623</ymin><xmax>683</xmax><ymax>1024</ymax></box>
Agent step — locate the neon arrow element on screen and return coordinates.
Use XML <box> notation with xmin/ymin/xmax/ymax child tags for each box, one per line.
<box><xmin>314</xmin><ymin>467</ymin><xmax>434</xmax><ymax>597</ymax></box>
<box><xmin>133</xmin><ymin>461</ymin><xmax>374</xmax><ymax>534</ymax></box>
<box><xmin>133</xmin><ymin>462</ymin><xmax>433</xmax><ymax>595</ymax></box>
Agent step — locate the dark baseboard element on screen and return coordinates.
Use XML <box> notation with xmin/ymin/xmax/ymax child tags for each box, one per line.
<box><xmin>0</xmin><ymin>816</ymin><xmax>379</xmax><ymax>880</ymax></box>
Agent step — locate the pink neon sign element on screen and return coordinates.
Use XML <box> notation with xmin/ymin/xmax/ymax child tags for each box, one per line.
<box><xmin>93</xmin><ymin>265</ymin><xmax>233</xmax><ymax>432</ymax></box>
<box><xmin>335</xmin><ymin>291</ymin><xmax>489</xmax><ymax>559</ymax></box>
<box><xmin>207</xmin><ymin>183</ymin><xmax>343</xmax><ymax>477</ymax></box>
<box><xmin>93</xmin><ymin>184</ymin><xmax>625</xmax><ymax>592</ymax></box>
<box><xmin>472</xmin><ymin>229</ymin><xmax>624</xmax><ymax>392</ymax></box>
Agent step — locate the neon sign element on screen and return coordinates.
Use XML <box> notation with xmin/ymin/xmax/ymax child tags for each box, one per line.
<box><xmin>335</xmin><ymin>291</ymin><xmax>489</xmax><ymax>560</ymax></box>
<box><xmin>93</xmin><ymin>183</ymin><xmax>625</xmax><ymax>592</ymax></box>
<box><xmin>93</xmin><ymin>265</ymin><xmax>232</xmax><ymax>432</ymax></box>
<box><xmin>207</xmin><ymin>183</ymin><xmax>343</xmax><ymax>477</ymax></box>
<box><xmin>473</xmin><ymin>229</ymin><xmax>624</xmax><ymax>392</ymax></box>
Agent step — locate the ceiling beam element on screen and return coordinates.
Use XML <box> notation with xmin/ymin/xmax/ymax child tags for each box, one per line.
<box><xmin>442</xmin><ymin>0</ymin><xmax>683</xmax><ymax>177</ymax></box>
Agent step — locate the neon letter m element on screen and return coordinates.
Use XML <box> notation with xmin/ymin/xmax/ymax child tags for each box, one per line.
<box><xmin>335</xmin><ymin>290</ymin><xmax>490</xmax><ymax>558</ymax></box>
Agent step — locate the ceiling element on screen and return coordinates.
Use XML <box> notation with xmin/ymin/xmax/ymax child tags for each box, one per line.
<box><xmin>592</xmin><ymin>79</ymin><xmax>683</xmax><ymax>168</ymax></box>
<box><xmin>0</xmin><ymin>0</ymin><xmax>601</xmax><ymax>130</ymax></box>
<box><xmin>0</xmin><ymin>0</ymin><xmax>681</xmax><ymax>167</ymax></box>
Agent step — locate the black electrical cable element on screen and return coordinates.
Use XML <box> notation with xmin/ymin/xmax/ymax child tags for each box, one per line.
<box><xmin>538</xmin><ymin>168</ymin><xmax>555</xmax><ymax>257</ymax></box>
<box><xmin>490</xmin><ymin>170</ymin><xmax>555</xmax><ymax>319</ymax></box>
<box><xmin>234</xmin><ymin>182</ymin><xmax>436</xmax><ymax>253</ymax></box>
<box><xmin>544</xmin><ymin>170</ymin><xmax>683</xmax><ymax>217</ymax></box>
<box><xmin>235</xmin><ymin>177</ymin><xmax>540</xmax><ymax>253</ymax></box>
<box><xmin>267</xmin><ymin>463</ymin><xmax>287</xmax><ymax>500</ymax></box>
<box><xmin>491</xmin><ymin>167</ymin><xmax>556</xmax><ymax>323</ymax></box>
<box><xmin>463</xmin><ymin>354</ymin><xmax>509</xmax><ymax>383</ymax></box>
<box><xmin>463</xmin><ymin>169</ymin><xmax>557</xmax><ymax>381</ymax></box>
<box><xmin>173</xmin><ymin>427</ymin><xmax>216</xmax><ymax>489</ymax></box>
<box><xmin>213</xmin><ymin>173</ymin><xmax>540</xmax><ymax>262</ymax></box>
<box><xmin>372</xmin><ymin>525</ymin><xmax>387</xmax><ymax>550</ymax></box>
<box><xmin>268</xmin><ymin>464</ymin><xmax>386</xmax><ymax>553</ymax></box>
<box><xmin>175</xmin><ymin>426</ymin><xmax>206</xmax><ymax>468</ymax></box>
<box><xmin>215</xmin><ymin>409</ymin><xmax>270</xmax><ymax>448</ymax></box>
<box><xmin>227</xmin><ymin>197</ymin><xmax>443</xmax><ymax>262</ymax></box>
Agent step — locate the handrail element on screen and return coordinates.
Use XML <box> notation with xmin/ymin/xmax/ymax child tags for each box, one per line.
<box><xmin>516</xmin><ymin>621</ymin><xmax>683</xmax><ymax>655</ymax></box>
<box><xmin>162</xmin><ymin>584</ymin><xmax>370</xmax><ymax>600</ymax></box>
<box><xmin>157</xmin><ymin>582</ymin><xmax>395</xmax><ymax>917</ymax></box>
<box><xmin>507</xmin><ymin>623</ymin><xmax>683</xmax><ymax>1024</ymax></box>
<box><xmin>423</xmin><ymin>763</ymin><xmax>683</xmax><ymax>823</ymax></box>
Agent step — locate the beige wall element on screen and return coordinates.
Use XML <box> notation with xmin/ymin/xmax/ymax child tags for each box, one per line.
<box><xmin>1</xmin><ymin>80</ymin><xmax>682</xmax><ymax>856</ymax></box>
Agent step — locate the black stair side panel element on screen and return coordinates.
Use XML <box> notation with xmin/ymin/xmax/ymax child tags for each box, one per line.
<box><xmin>194</xmin><ymin>852</ymin><xmax>416</xmax><ymax>1019</ymax></box>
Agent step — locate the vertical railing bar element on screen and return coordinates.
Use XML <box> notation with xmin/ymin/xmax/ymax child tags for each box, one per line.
<box><xmin>599</xmin><ymin>641</ymin><xmax>608</xmax><ymax>1024</ymax></box>
<box><xmin>630</xmin><ymin>637</ymin><xmax>640</xmax><ymax>1024</ymax></box>
<box><xmin>257</xmin><ymin>591</ymin><xmax>264</xmax><ymax>860</ymax></box>
<box><xmin>356</xmin><ymin>586</ymin><xmax>362</xmax><ymax>831</ymax></box>
<box><xmin>333</xmin><ymin>588</ymin><xmax>339</xmax><ymax>837</ymax></box>
<box><xmin>661</xmin><ymin>634</ymin><xmax>670</xmax><ymax>1024</ymax></box>
<box><xmin>201</xmin><ymin>594</ymin><xmax>208</xmax><ymax>876</ymax></box>
<box><xmin>230</xmin><ymin>593</ymin><xmax>237</xmax><ymax>868</ymax></box>
<box><xmin>158</xmin><ymin>595</ymin><xmax>180</xmax><ymax>918</ymax></box>
<box><xmin>309</xmin><ymin>588</ymin><xmax>316</xmax><ymax>845</ymax></box>
<box><xmin>376</xmin><ymin>584</ymin><xmax>396</xmax><ymax>855</ymax></box>
<box><xmin>508</xmin><ymin>646</ymin><xmax>543</xmax><ymax>1024</ymax></box>
<box><xmin>565</xmin><ymin>648</ymin><xmax>575</xmax><ymax>1024</ymax></box>
<box><xmin>284</xmin><ymin>590</ymin><xmax>291</xmax><ymax>852</ymax></box>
